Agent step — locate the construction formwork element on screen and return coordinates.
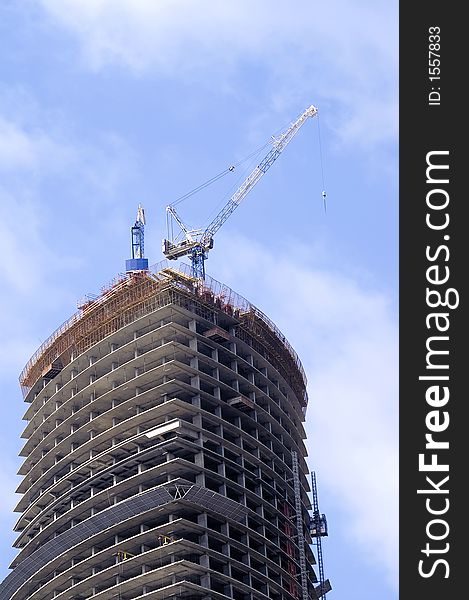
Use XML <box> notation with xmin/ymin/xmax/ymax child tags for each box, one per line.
<box><xmin>20</xmin><ymin>262</ymin><xmax>308</xmax><ymax>410</ymax></box>
<box><xmin>1</xmin><ymin>263</ymin><xmax>324</xmax><ymax>600</ymax></box>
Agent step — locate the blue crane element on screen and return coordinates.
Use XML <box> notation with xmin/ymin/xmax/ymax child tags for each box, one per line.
<box><xmin>125</xmin><ymin>204</ymin><xmax>149</xmax><ymax>272</ymax></box>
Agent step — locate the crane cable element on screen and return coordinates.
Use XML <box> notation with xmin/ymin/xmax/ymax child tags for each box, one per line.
<box><xmin>201</xmin><ymin>144</ymin><xmax>268</xmax><ymax>230</ymax></box>
<box><xmin>168</xmin><ymin>113</ymin><xmax>300</xmax><ymax>210</ymax></box>
<box><xmin>173</xmin><ymin>121</ymin><xmax>292</xmax><ymax>229</ymax></box>
<box><xmin>167</xmin><ymin>110</ymin><xmax>325</xmax><ymax>227</ymax></box>
<box><xmin>317</xmin><ymin>114</ymin><xmax>327</xmax><ymax>213</ymax></box>
<box><xmin>170</xmin><ymin>168</ymin><xmax>233</xmax><ymax>207</ymax></box>
<box><xmin>170</xmin><ymin>140</ymin><xmax>272</xmax><ymax>208</ymax></box>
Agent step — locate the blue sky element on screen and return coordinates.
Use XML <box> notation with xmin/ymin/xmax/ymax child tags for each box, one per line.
<box><xmin>0</xmin><ymin>1</ymin><xmax>398</xmax><ymax>598</ymax></box>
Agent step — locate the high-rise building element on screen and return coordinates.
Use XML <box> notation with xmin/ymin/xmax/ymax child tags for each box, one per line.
<box><xmin>0</xmin><ymin>263</ymin><xmax>329</xmax><ymax>600</ymax></box>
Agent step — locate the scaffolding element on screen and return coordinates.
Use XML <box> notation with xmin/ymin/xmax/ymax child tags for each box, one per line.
<box><xmin>281</xmin><ymin>501</ymin><xmax>298</xmax><ymax>599</ymax></box>
<box><xmin>19</xmin><ymin>262</ymin><xmax>308</xmax><ymax>408</ymax></box>
<box><xmin>292</xmin><ymin>451</ymin><xmax>309</xmax><ymax>600</ymax></box>
<box><xmin>310</xmin><ymin>472</ymin><xmax>330</xmax><ymax>600</ymax></box>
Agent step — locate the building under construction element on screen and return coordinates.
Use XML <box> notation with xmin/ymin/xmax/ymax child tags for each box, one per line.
<box><xmin>0</xmin><ymin>261</ymin><xmax>330</xmax><ymax>600</ymax></box>
<box><xmin>0</xmin><ymin>104</ymin><xmax>331</xmax><ymax>600</ymax></box>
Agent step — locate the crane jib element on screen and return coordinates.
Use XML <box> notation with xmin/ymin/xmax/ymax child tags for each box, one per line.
<box><xmin>163</xmin><ymin>104</ymin><xmax>318</xmax><ymax>278</ymax></box>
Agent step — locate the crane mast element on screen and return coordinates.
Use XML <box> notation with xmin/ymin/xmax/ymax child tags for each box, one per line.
<box><xmin>310</xmin><ymin>471</ymin><xmax>331</xmax><ymax>599</ymax></box>
<box><xmin>125</xmin><ymin>204</ymin><xmax>149</xmax><ymax>272</ymax></box>
<box><xmin>162</xmin><ymin>104</ymin><xmax>318</xmax><ymax>278</ymax></box>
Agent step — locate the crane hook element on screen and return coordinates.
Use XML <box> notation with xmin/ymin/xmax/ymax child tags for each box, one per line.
<box><xmin>322</xmin><ymin>190</ymin><xmax>327</xmax><ymax>214</ymax></box>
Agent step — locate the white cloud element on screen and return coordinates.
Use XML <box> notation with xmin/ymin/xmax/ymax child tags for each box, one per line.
<box><xmin>0</xmin><ymin>117</ymin><xmax>38</xmax><ymax>169</ymax></box>
<box><xmin>0</xmin><ymin>189</ymin><xmax>52</xmax><ymax>292</ymax></box>
<box><xmin>0</xmin><ymin>116</ymin><xmax>71</xmax><ymax>172</ymax></box>
<box><xmin>0</xmin><ymin>107</ymin><xmax>137</xmax><ymax>196</ymax></box>
<box><xmin>38</xmin><ymin>0</ymin><xmax>396</xmax><ymax>71</ymax></box>
<box><xmin>38</xmin><ymin>0</ymin><xmax>398</xmax><ymax>147</ymax></box>
<box><xmin>0</xmin><ymin>106</ymin><xmax>139</xmax><ymax>379</ymax></box>
<box><xmin>209</xmin><ymin>234</ymin><xmax>398</xmax><ymax>584</ymax></box>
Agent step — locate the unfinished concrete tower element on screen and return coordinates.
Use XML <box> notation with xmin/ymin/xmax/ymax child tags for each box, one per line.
<box><xmin>0</xmin><ymin>264</ymin><xmax>328</xmax><ymax>600</ymax></box>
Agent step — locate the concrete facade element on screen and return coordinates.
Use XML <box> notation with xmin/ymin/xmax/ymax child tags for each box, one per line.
<box><xmin>0</xmin><ymin>267</ymin><xmax>319</xmax><ymax>600</ymax></box>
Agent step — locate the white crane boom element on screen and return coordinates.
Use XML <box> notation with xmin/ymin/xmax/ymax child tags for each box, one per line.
<box><xmin>201</xmin><ymin>104</ymin><xmax>317</xmax><ymax>247</ymax></box>
<box><xmin>163</xmin><ymin>104</ymin><xmax>318</xmax><ymax>278</ymax></box>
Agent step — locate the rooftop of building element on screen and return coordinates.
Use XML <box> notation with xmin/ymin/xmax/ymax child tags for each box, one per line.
<box><xmin>19</xmin><ymin>262</ymin><xmax>308</xmax><ymax>409</ymax></box>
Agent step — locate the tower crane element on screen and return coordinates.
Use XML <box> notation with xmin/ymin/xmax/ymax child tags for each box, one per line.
<box><xmin>162</xmin><ymin>104</ymin><xmax>318</xmax><ymax>279</ymax></box>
